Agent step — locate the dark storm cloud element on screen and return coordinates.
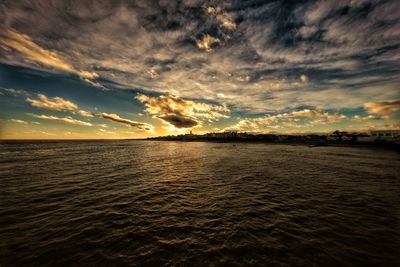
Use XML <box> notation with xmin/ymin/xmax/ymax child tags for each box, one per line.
<box><xmin>1</xmin><ymin>0</ymin><xmax>400</xmax><ymax>113</ymax></box>
<box><xmin>157</xmin><ymin>114</ymin><xmax>198</xmax><ymax>128</ymax></box>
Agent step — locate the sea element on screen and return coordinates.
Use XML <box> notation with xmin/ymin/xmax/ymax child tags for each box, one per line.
<box><xmin>0</xmin><ymin>140</ymin><xmax>399</xmax><ymax>266</ymax></box>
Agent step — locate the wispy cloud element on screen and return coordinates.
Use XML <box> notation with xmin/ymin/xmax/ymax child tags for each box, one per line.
<box><xmin>28</xmin><ymin>113</ymin><xmax>92</xmax><ymax>126</ymax></box>
<box><xmin>0</xmin><ymin>30</ymin><xmax>98</xmax><ymax>80</ymax></box>
<box><xmin>26</xmin><ymin>93</ymin><xmax>94</xmax><ymax>117</ymax></box>
<box><xmin>9</xmin><ymin>119</ymin><xmax>27</xmax><ymax>124</ymax></box>
<box><xmin>27</xmin><ymin>94</ymin><xmax>77</xmax><ymax>111</ymax></box>
<box><xmin>98</xmin><ymin>112</ymin><xmax>153</xmax><ymax>131</ymax></box>
<box><xmin>74</xmin><ymin>110</ymin><xmax>94</xmax><ymax>118</ymax></box>
<box><xmin>25</xmin><ymin>93</ymin><xmax>152</xmax><ymax>130</ymax></box>
<box><xmin>0</xmin><ymin>87</ymin><xmax>30</xmax><ymax>97</ymax></box>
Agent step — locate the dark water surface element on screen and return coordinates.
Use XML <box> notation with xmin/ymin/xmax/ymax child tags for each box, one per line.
<box><xmin>0</xmin><ymin>140</ymin><xmax>399</xmax><ymax>266</ymax></box>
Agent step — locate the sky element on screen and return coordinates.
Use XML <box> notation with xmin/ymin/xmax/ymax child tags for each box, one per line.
<box><xmin>0</xmin><ymin>0</ymin><xmax>399</xmax><ymax>139</ymax></box>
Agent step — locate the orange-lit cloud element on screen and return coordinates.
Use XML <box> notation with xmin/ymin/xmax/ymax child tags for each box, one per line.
<box><xmin>75</xmin><ymin>110</ymin><xmax>94</xmax><ymax>118</ymax></box>
<box><xmin>0</xmin><ymin>30</ymin><xmax>98</xmax><ymax>80</ymax></box>
<box><xmin>28</xmin><ymin>114</ymin><xmax>93</xmax><ymax>126</ymax></box>
<box><xmin>98</xmin><ymin>113</ymin><xmax>153</xmax><ymax>131</ymax></box>
<box><xmin>226</xmin><ymin>109</ymin><xmax>349</xmax><ymax>132</ymax></box>
<box><xmin>364</xmin><ymin>100</ymin><xmax>400</xmax><ymax>119</ymax></box>
<box><xmin>217</xmin><ymin>13</ymin><xmax>236</xmax><ymax>31</ymax></box>
<box><xmin>299</xmin><ymin>74</ymin><xmax>309</xmax><ymax>83</ymax></box>
<box><xmin>195</xmin><ymin>34</ymin><xmax>221</xmax><ymax>52</ymax></box>
<box><xmin>206</xmin><ymin>6</ymin><xmax>236</xmax><ymax>31</ymax></box>
<box><xmin>25</xmin><ymin>93</ymin><xmax>151</xmax><ymax>130</ymax></box>
<box><xmin>290</xmin><ymin>109</ymin><xmax>327</xmax><ymax>117</ymax></box>
<box><xmin>26</xmin><ymin>94</ymin><xmax>94</xmax><ymax>117</ymax></box>
<box><xmin>136</xmin><ymin>93</ymin><xmax>229</xmax><ymax>128</ymax></box>
<box><xmin>9</xmin><ymin>119</ymin><xmax>28</xmax><ymax>124</ymax></box>
<box><xmin>27</xmin><ymin>94</ymin><xmax>77</xmax><ymax>111</ymax></box>
<box><xmin>206</xmin><ymin>7</ymin><xmax>218</xmax><ymax>14</ymax></box>
<box><xmin>352</xmin><ymin>115</ymin><xmax>381</xmax><ymax>122</ymax></box>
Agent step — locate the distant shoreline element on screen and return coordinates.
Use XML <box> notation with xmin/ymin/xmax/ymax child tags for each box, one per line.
<box><xmin>141</xmin><ymin>138</ymin><xmax>398</xmax><ymax>149</ymax></box>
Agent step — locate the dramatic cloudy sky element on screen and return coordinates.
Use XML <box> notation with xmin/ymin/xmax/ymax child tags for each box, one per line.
<box><xmin>1</xmin><ymin>0</ymin><xmax>399</xmax><ymax>139</ymax></box>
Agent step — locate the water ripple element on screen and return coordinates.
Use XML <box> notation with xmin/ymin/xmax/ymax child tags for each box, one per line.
<box><xmin>0</xmin><ymin>141</ymin><xmax>399</xmax><ymax>266</ymax></box>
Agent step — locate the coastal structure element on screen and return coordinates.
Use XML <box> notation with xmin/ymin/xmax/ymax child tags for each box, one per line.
<box><xmin>370</xmin><ymin>130</ymin><xmax>400</xmax><ymax>141</ymax></box>
<box><xmin>327</xmin><ymin>131</ymin><xmax>357</xmax><ymax>141</ymax></box>
<box><xmin>147</xmin><ymin>130</ymin><xmax>400</xmax><ymax>148</ymax></box>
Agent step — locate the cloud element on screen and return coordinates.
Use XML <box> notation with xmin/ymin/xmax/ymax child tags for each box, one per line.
<box><xmin>98</xmin><ymin>112</ymin><xmax>153</xmax><ymax>130</ymax></box>
<box><xmin>9</xmin><ymin>119</ymin><xmax>27</xmax><ymax>124</ymax></box>
<box><xmin>217</xmin><ymin>12</ymin><xmax>236</xmax><ymax>31</ymax></box>
<box><xmin>0</xmin><ymin>87</ymin><xmax>30</xmax><ymax>97</ymax></box>
<box><xmin>195</xmin><ymin>34</ymin><xmax>221</xmax><ymax>52</ymax></box>
<box><xmin>0</xmin><ymin>30</ymin><xmax>98</xmax><ymax>80</ymax></box>
<box><xmin>363</xmin><ymin>100</ymin><xmax>400</xmax><ymax>119</ymax></box>
<box><xmin>206</xmin><ymin>5</ymin><xmax>236</xmax><ymax>31</ymax></box>
<box><xmin>226</xmin><ymin>108</ymin><xmax>349</xmax><ymax>132</ymax></box>
<box><xmin>352</xmin><ymin>115</ymin><xmax>382</xmax><ymax>122</ymax></box>
<box><xmin>290</xmin><ymin>109</ymin><xmax>328</xmax><ymax>118</ymax></box>
<box><xmin>74</xmin><ymin>109</ymin><xmax>94</xmax><ymax>118</ymax></box>
<box><xmin>25</xmin><ymin>93</ymin><xmax>151</xmax><ymax>130</ymax></box>
<box><xmin>26</xmin><ymin>93</ymin><xmax>94</xmax><ymax>117</ymax></box>
<box><xmin>300</xmin><ymin>75</ymin><xmax>309</xmax><ymax>83</ymax></box>
<box><xmin>350</xmin><ymin>121</ymin><xmax>400</xmax><ymax>132</ymax></box>
<box><xmin>136</xmin><ymin>93</ymin><xmax>229</xmax><ymax>128</ymax></box>
<box><xmin>157</xmin><ymin>114</ymin><xmax>198</xmax><ymax>128</ymax></box>
<box><xmin>98</xmin><ymin>128</ymin><xmax>115</xmax><ymax>135</ymax></box>
<box><xmin>27</xmin><ymin>94</ymin><xmax>77</xmax><ymax>111</ymax></box>
<box><xmin>28</xmin><ymin>113</ymin><xmax>92</xmax><ymax>126</ymax></box>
